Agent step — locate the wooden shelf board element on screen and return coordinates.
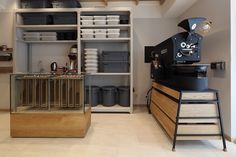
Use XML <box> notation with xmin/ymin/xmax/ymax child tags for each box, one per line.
<box><xmin>87</xmin><ymin>73</ymin><xmax>130</xmax><ymax>76</ymax></box>
<box><xmin>81</xmin><ymin>38</ymin><xmax>130</xmax><ymax>42</ymax></box>
<box><xmin>21</xmin><ymin>40</ymin><xmax>78</xmax><ymax>44</ymax></box>
<box><xmin>80</xmin><ymin>24</ymin><xmax>131</xmax><ymax>29</ymax></box>
<box><xmin>92</xmin><ymin>105</ymin><xmax>130</xmax><ymax>113</ymax></box>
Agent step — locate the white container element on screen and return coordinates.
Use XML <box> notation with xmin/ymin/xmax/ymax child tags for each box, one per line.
<box><xmin>94</xmin><ymin>29</ymin><xmax>107</xmax><ymax>33</ymax></box>
<box><xmin>41</xmin><ymin>32</ymin><xmax>57</xmax><ymax>36</ymax></box>
<box><xmin>81</xmin><ymin>33</ymin><xmax>94</xmax><ymax>38</ymax></box>
<box><xmin>85</xmin><ymin>55</ymin><xmax>98</xmax><ymax>59</ymax></box>
<box><xmin>81</xmin><ymin>16</ymin><xmax>93</xmax><ymax>20</ymax></box>
<box><xmin>94</xmin><ymin>20</ymin><xmax>106</xmax><ymax>25</ymax></box>
<box><xmin>81</xmin><ymin>29</ymin><xmax>94</xmax><ymax>34</ymax></box>
<box><xmin>85</xmin><ymin>54</ymin><xmax>98</xmax><ymax>57</ymax></box>
<box><xmin>41</xmin><ymin>36</ymin><xmax>57</xmax><ymax>41</ymax></box>
<box><xmin>85</xmin><ymin>59</ymin><xmax>98</xmax><ymax>63</ymax></box>
<box><xmin>84</xmin><ymin>48</ymin><xmax>98</xmax><ymax>52</ymax></box>
<box><xmin>107</xmin><ymin>33</ymin><xmax>120</xmax><ymax>38</ymax></box>
<box><xmin>24</xmin><ymin>36</ymin><xmax>41</xmax><ymax>41</ymax></box>
<box><xmin>81</xmin><ymin>20</ymin><xmax>93</xmax><ymax>25</ymax></box>
<box><xmin>94</xmin><ymin>16</ymin><xmax>106</xmax><ymax>20</ymax></box>
<box><xmin>95</xmin><ymin>33</ymin><xmax>106</xmax><ymax>38</ymax></box>
<box><xmin>107</xmin><ymin>19</ymin><xmax>119</xmax><ymax>25</ymax></box>
<box><xmin>106</xmin><ymin>15</ymin><xmax>120</xmax><ymax>20</ymax></box>
<box><xmin>107</xmin><ymin>29</ymin><xmax>120</xmax><ymax>33</ymax></box>
<box><xmin>24</xmin><ymin>32</ymin><xmax>41</xmax><ymax>36</ymax></box>
<box><xmin>85</xmin><ymin>52</ymin><xmax>98</xmax><ymax>55</ymax></box>
<box><xmin>85</xmin><ymin>63</ymin><xmax>98</xmax><ymax>67</ymax></box>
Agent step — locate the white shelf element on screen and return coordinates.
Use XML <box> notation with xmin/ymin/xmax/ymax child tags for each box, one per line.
<box><xmin>20</xmin><ymin>40</ymin><xmax>78</xmax><ymax>44</ymax></box>
<box><xmin>16</xmin><ymin>25</ymin><xmax>78</xmax><ymax>31</ymax></box>
<box><xmin>81</xmin><ymin>38</ymin><xmax>130</xmax><ymax>42</ymax></box>
<box><xmin>80</xmin><ymin>24</ymin><xmax>130</xmax><ymax>29</ymax></box>
<box><xmin>92</xmin><ymin>105</ymin><xmax>131</xmax><ymax>113</ymax></box>
<box><xmin>87</xmin><ymin>73</ymin><xmax>130</xmax><ymax>76</ymax></box>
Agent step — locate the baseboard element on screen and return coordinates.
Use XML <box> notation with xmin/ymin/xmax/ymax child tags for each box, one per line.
<box><xmin>224</xmin><ymin>134</ymin><xmax>236</xmax><ymax>142</ymax></box>
<box><xmin>0</xmin><ymin>109</ymin><xmax>10</xmax><ymax>112</ymax></box>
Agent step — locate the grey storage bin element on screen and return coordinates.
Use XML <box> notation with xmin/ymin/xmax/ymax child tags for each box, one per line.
<box><xmin>101</xmin><ymin>51</ymin><xmax>129</xmax><ymax>61</ymax></box>
<box><xmin>51</xmin><ymin>0</ymin><xmax>81</xmax><ymax>8</ymax></box>
<box><xmin>53</xmin><ymin>13</ymin><xmax>77</xmax><ymax>24</ymax></box>
<box><xmin>100</xmin><ymin>61</ymin><xmax>129</xmax><ymax>73</ymax></box>
<box><xmin>22</xmin><ymin>13</ymin><xmax>53</xmax><ymax>25</ymax></box>
<box><xmin>118</xmin><ymin>86</ymin><xmax>130</xmax><ymax>107</ymax></box>
<box><xmin>86</xmin><ymin>86</ymin><xmax>100</xmax><ymax>107</ymax></box>
<box><xmin>20</xmin><ymin>0</ymin><xmax>51</xmax><ymax>8</ymax></box>
<box><xmin>102</xmin><ymin>86</ymin><xmax>116</xmax><ymax>107</ymax></box>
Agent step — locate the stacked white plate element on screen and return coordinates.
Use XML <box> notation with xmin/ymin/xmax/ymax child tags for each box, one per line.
<box><xmin>84</xmin><ymin>48</ymin><xmax>98</xmax><ymax>73</ymax></box>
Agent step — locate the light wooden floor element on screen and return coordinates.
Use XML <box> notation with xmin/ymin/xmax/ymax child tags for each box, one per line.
<box><xmin>0</xmin><ymin>107</ymin><xmax>236</xmax><ymax>157</ymax></box>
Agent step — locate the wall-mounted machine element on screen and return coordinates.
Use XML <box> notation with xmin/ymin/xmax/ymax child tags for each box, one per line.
<box><xmin>145</xmin><ymin>17</ymin><xmax>212</xmax><ymax>91</ymax></box>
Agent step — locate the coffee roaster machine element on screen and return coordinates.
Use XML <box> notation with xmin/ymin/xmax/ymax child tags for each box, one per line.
<box><xmin>145</xmin><ymin>17</ymin><xmax>211</xmax><ymax>91</ymax></box>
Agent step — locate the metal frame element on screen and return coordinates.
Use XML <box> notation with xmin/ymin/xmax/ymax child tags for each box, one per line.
<box><xmin>171</xmin><ymin>90</ymin><xmax>227</xmax><ymax>152</ymax></box>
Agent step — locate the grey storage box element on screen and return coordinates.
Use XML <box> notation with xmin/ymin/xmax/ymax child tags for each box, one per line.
<box><xmin>100</xmin><ymin>61</ymin><xmax>129</xmax><ymax>73</ymax></box>
<box><xmin>51</xmin><ymin>0</ymin><xmax>81</xmax><ymax>8</ymax></box>
<box><xmin>101</xmin><ymin>51</ymin><xmax>129</xmax><ymax>61</ymax></box>
<box><xmin>53</xmin><ymin>13</ymin><xmax>77</xmax><ymax>24</ymax></box>
<box><xmin>102</xmin><ymin>86</ymin><xmax>116</xmax><ymax>107</ymax></box>
<box><xmin>118</xmin><ymin>86</ymin><xmax>130</xmax><ymax>107</ymax></box>
<box><xmin>22</xmin><ymin>13</ymin><xmax>53</xmax><ymax>25</ymax></box>
<box><xmin>86</xmin><ymin>86</ymin><xmax>100</xmax><ymax>107</ymax></box>
<box><xmin>20</xmin><ymin>0</ymin><xmax>51</xmax><ymax>8</ymax></box>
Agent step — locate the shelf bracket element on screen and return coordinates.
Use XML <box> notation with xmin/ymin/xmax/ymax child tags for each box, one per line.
<box><xmin>160</xmin><ymin>0</ymin><xmax>165</xmax><ymax>5</ymax></box>
<box><xmin>135</xmin><ymin>0</ymin><xmax>139</xmax><ymax>5</ymax></box>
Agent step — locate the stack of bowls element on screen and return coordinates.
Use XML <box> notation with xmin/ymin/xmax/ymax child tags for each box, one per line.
<box><xmin>84</xmin><ymin>48</ymin><xmax>98</xmax><ymax>73</ymax></box>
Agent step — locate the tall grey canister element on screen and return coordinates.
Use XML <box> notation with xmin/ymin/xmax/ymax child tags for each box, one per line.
<box><xmin>118</xmin><ymin>86</ymin><xmax>130</xmax><ymax>107</ymax></box>
<box><xmin>86</xmin><ymin>86</ymin><xmax>100</xmax><ymax>107</ymax></box>
<box><xmin>102</xmin><ymin>86</ymin><xmax>116</xmax><ymax>107</ymax></box>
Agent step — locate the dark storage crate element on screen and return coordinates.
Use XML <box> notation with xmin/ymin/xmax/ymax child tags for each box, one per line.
<box><xmin>101</xmin><ymin>51</ymin><xmax>129</xmax><ymax>61</ymax></box>
<box><xmin>53</xmin><ymin>13</ymin><xmax>77</xmax><ymax>24</ymax></box>
<box><xmin>51</xmin><ymin>0</ymin><xmax>81</xmax><ymax>8</ymax></box>
<box><xmin>20</xmin><ymin>0</ymin><xmax>51</xmax><ymax>8</ymax></box>
<box><xmin>100</xmin><ymin>61</ymin><xmax>129</xmax><ymax>73</ymax></box>
<box><xmin>57</xmin><ymin>31</ymin><xmax>77</xmax><ymax>40</ymax></box>
<box><xmin>21</xmin><ymin>13</ymin><xmax>53</xmax><ymax>25</ymax></box>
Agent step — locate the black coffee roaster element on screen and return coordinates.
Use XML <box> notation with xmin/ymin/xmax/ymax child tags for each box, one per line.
<box><xmin>145</xmin><ymin>17</ymin><xmax>210</xmax><ymax>91</ymax></box>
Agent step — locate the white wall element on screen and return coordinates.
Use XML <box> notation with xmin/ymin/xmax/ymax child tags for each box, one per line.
<box><xmin>0</xmin><ymin>11</ymin><xmax>14</xmax><ymax>109</ymax></box>
<box><xmin>230</xmin><ymin>0</ymin><xmax>236</xmax><ymax>140</ymax></box>
<box><xmin>133</xmin><ymin>18</ymin><xmax>178</xmax><ymax>104</ymax></box>
<box><xmin>180</xmin><ymin>0</ymin><xmax>232</xmax><ymax>138</ymax></box>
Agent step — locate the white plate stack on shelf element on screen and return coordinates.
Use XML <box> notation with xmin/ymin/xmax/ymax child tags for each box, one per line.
<box><xmin>23</xmin><ymin>32</ymin><xmax>41</xmax><ymax>41</ymax></box>
<box><xmin>41</xmin><ymin>32</ymin><xmax>57</xmax><ymax>41</ymax></box>
<box><xmin>84</xmin><ymin>48</ymin><xmax>98</xmax><ymax>73</ymax></box>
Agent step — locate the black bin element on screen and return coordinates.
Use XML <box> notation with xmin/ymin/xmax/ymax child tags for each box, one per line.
<box><xmin>102</xmin><ymin>86</ymin><xmax>116</xmax><ymax>107</ymax></box>
<box><xmin>100</xmin><ymin>61</ymin><xmax>129</xmax><ymax>73</ymax></box>
<box><xmin>21</xmin><ymin>13</ymin><xmax>53</xmax><ymax>25</ymax></box>
<box><xmin>51</xmin><ymin>0</ymin><xmax>81</xmax><ymax>8</ymax></box>
<box><xmin>53</xmin><ymin>13</ymin><xmax>77</xmax><ymax>24</ymax></box>
<box><xmin>101</xmin><ymin>51</ymin><xmax>129</xmax><ymax>61</ymax></box>
<box><xmin>20</xmin><ymin>0</ymin><xmax>51</xmax><ymax>8</ymax></box>
<box><xmin>86</xmin><ymin>86</ymin><xmax>100</xmax><ymax>107</ymax></box>
<box><xmin>118</xmin><ymin>86</ymin><xmax>130</xmax><ymax>107</ymax></box>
